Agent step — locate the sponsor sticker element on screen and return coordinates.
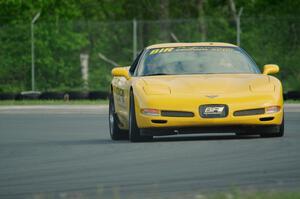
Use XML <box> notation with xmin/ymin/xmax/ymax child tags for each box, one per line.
<box><xmin>149</xmin><ymin>48</ymin><xmax>175</xmax><ymax>55</ymax></box>
<box><xmin>204</xmin><ymin>107</ymin><xmax>225</xmax><ymax>114</ymax></box>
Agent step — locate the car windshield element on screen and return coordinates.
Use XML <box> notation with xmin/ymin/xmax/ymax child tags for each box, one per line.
<box><xmin>137</xmin><ymin>46</ymin><xmax>260</xmax><ymax>76</ymax></box>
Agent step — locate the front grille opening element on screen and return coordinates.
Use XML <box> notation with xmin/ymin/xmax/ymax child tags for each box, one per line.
<box><xmin>199</xmin><ymin>104</ymin><xmax>228</xmax><ymax>118</ymax></box>
<box><xmin>259</xmin><ymin>117</ymin><xmax>274</xmax><ymax>121</ymax></box>
<box><xmin>161</xmin><ymin>111</ymin><xmax>194</xmax><ymax>117</ymax></box>
<box><xmin>234</xmin><ymin>108</ymin><xmax>265</xmax><ymax>116</ymax></box>
<box><xmin>151</xmin><ymin>120</ymin><xmax>167</xmax><ymax>124</ymax></box>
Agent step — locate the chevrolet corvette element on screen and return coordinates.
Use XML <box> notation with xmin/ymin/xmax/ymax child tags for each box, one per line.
<box><xmin>109</xmin><ymin>42</ymin><xmax>284</xmax><ymax>142</ymax></box>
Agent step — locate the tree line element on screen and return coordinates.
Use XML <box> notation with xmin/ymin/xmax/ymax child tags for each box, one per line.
<box><xmin>0</xmin><ymin>0</ymin><xmax>299</xmax><ymax>92</ymax></box>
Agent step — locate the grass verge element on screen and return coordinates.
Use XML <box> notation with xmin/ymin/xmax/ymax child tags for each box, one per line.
<box><xmin>285</xmin><ymin>100</ymin><xmax>300</xmax><ymax>103</ymax></box>
<box><xmin>0</xmin><ymin>100</ymin><xmax>108</xmax><ymax>106</ymax></box>
<box><xmin>31</xmin><ymin>190</ymin><xmax>300</xmax><ymax>199</ymax></box>
<box><xmin>206</xmin><ymin>190</ymin><xmax>300</xmax><ymax>199</ymax></box>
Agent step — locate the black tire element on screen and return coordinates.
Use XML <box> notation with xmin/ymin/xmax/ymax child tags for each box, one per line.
<box><xmin>260</xmin><ymin>116</ymin><xmax>284</xmax><ymax>138</ymax></box>
<box><xmin>39</xmin><ymin>92</ymin><xmax>65</xmax><ymax>100</ymax></box>
<box><xmin>0</xmin><ymin>93</ymin><xmax>17</xmax><ymax>100</ymax></box>
<box><xmin>129</xmin><ymin>90</ymin><xmax>152</xmax><ymax>142</ymax></box>
<box><xmin>88</xmin><ymin>91</ymin><xmax>109</xmax><ymax>100</ymax></box>
<box><xmin>67</xmin><ymin>91</ymin><xmax>89</xmax><ymax>100</ymax></box>
<box><xmin>109</xmin><ymin>94</ymin><xmax>128</xmax><ymax>140</ymax></box>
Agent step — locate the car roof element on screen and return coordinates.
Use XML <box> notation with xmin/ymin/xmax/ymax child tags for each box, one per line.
<box><xmin>146</xmin><ymin>42</ymin><xmax>237</xmax><ymax>49</ymax></box>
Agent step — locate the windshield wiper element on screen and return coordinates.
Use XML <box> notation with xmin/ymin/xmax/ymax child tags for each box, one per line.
<box><xmin>143</xmin><ymin>73</ymin><xmax>171</xmax><ymax>76</ymax></box>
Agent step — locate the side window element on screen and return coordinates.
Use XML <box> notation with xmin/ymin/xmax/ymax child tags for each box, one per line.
<box><xmin>129</xmin><ymin>50</ymin><xmax>144</xmax><ymax>75</ymax></box>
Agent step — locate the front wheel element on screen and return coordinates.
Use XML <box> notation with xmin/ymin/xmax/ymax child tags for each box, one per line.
<box><xmin>109</xmin><ymin>94</ymin><xmax>128</xmax><ymax>140</ymax></box>
<box><xmin>129</xmin><ymin>90</ymin><xmax>152</xmax><ymax>142</ymax></box>
<box><xmin>260</xmin><ymin>116</ymin><xmax>284</xmax><ymax>138</ymax></box>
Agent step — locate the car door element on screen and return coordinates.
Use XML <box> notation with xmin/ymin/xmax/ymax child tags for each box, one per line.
<box><xmin>112</xmin><ymin>51</ymin><xmax>143</xmax><ymax>129</ymax></box>
<box><xmin>112</xmin><ymin>67</ymin><xmax>130</xmax><ymax>128</ymax></box>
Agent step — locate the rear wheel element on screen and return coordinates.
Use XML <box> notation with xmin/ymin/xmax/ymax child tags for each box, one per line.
<box><xmin>260</xmin><ymin>116</ymin><xmax>284</xmax><ymax>138</ymax></box>
<box><xmin>109</xmin><ymin>94</ymin><xmax>128</xmax><ymax>140</ymax></box>
<box><xmin>129</xmin><ymin>90</ymin><xmax>152</xmax><ymax>142</ymax></box>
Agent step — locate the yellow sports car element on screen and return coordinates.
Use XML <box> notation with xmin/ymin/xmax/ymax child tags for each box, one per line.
<box><xmin>109</xmin><ymin>42</ymin><xmax>284</xmax><ymax>142</ymax></box>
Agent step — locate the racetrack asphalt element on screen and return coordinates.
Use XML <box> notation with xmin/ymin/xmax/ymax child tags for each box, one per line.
<box><xmin>0</xmin><ymin>104</ymin><xmax>300</xmax><ymax>198</ymax></box>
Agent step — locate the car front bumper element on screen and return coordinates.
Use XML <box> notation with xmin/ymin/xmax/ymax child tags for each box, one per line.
<box><xmin>134</xmin><ymin>93</ymin><xmax>284</xmax><ymax>129</ymax></box>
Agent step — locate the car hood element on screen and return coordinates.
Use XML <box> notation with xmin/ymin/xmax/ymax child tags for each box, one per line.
<box><xmin>141</xmin><ymin>74</ymin><xmax>274</xmax><ymax>95</ymax></box>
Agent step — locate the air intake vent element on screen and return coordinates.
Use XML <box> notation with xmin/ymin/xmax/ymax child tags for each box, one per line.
<box><xmin>234</xmin><ymin>108</ymin><xmax>265</xmax><ymax>116</ymax></box>
<box><xmin>161</xmin><ymin>111</ymin><xmax>194</xmax><ymax>117</ymax></box>
<box><xmin>259</xmin><ymin>117</ymin><xmax>274</xmax><ymax>121</ymax></box>
<box><xmin>151</xmin><ymin>120</ymin><xmax>167</xmax><ymax>124</ymax></box>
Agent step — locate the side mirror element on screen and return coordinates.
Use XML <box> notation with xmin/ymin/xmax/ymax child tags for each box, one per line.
<box><xmin>263</xmin><ymin>64</ymin><xmax>279</xmax><ymax>75</ymax></box>
<box><xmin>111</xmin><ymin>67</ymin><xmax>130</xmax><ymax>80</ymax></box>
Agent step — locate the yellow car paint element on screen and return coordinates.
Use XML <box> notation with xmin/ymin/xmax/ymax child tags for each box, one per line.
<box><xmin>111</xmin><ymin>42</ymin><xmax>283</xmax><ymax>131</ymax></box>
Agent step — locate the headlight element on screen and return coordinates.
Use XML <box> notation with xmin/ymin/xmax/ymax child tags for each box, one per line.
<box><xmin>143</xmin><ymin>85</ymin><xmax>171</xmax><ymax>95</ymax></box>
<box><xmin>250</xmin><ymin>84</ymin><xmax>275</xmax><ymax>93</ymax></box>
<box><xmin>141</xmin><ymin>108</ymin><xmax>160</xmax><ymax>116</ymax></box>
<box><xmin>265</xmin><ymin>106</ymin><xmax>281</xmax><ymax>114</ymax></box>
